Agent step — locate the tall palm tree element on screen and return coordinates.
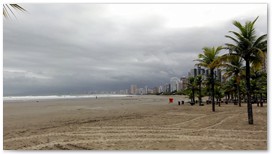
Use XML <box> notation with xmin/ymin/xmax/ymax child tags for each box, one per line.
<box><xmin>223</xmin><ymin>55</ymin><xmax>245</xmax><ymax>107</ymax></box>
<box><xmin>225</xmin><ymin>17</ymin><xmax>267</xmax><ymax>124</ymax></box>
<box><xmin>3</xmin><ymin>4</ymin><xmax>25</xmax><ymax>18</ymax></box>
<box><xmin>195</xmin><ymin>46</ymin><xmax>224</xmax><ymax>112</ymax></box>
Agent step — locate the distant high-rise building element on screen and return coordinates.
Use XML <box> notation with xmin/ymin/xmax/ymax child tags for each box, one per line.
<box><xmin>205</xmin><ymin>69</ymin><xmax>209</xmax><ymax>80</ymax></box>
<box><xmin>189</xmin><ymin>68</ymin><xmax>197</xmax><ymax>77</ymax></box>
<box><xmin>158</xmin><ymin>85</ymin><xmax>163</xmax><ymax>93</ymax></box>
<box><xmin>180</xmin><ymin>76</ymin><xmax>188</xmax><ymax>90</ymax></box>
<box><xmin>178</xmin><ymin>82</ymin><xmax>183</xmax><ymax>91</ymax></box>
<box><xmin>138</xmin><ymin>88</ymin><xmax>144</xmax><ymax>95</ymax></box>
<box><xmin>189</xmin><ymin>67</ymin><xmax>205</xmax><ymax>77</ymax></box>
<box><xmin>202</xmin><ymin>68</ymin><xmax>222</xmax><ymax>82</ymax></box>
<box><xmin>145</xmin><ymin>86</ymin><xmax>148</xmax><ymax>94</ymax></box>
<box><xmin>170</xmin><ymin>77</ymin><xmax>180</xmax><ymax>92</ymax></box>
<box><xmin>215</xmin><ymin>69</ymin><xmax>222</xmax><ymax>82</ymax></box>
<box><xmin>162</xmin><ymin>83</ymin><xmax>170</xmax><ymax>93</ymax></box>
<box><xmin>130</xmin><ymin>84</ymin><xmax>137</xmax><ymax>95</ymax></box>
<box><xmin>198</xmin><ymin>66</ymin><xmax>205</xmax><ymax>76</ymax></box>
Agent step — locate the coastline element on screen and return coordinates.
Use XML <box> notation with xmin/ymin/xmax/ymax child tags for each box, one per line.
<box><xmin>3</xmin><ymin>94</ymin><xmax>133</xmax><ymax>101</ymax></box>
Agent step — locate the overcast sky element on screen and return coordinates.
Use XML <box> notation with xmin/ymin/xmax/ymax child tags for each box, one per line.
<box><xmin>3</xmin><ymin>4</ymin><xmax>267</xmax><ymax>96</ymax></box>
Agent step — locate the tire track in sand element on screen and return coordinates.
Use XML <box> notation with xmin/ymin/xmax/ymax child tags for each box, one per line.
<box><xmin>5</xmin><ymin>125</ymin><xmax>266</xmax><ymax>150</ymax></box>
<box><xmin>4</xmin><ymin>111</ymin><xmax>267</xmax><ymax>150</ymax></box>
<box><xmin>22</xmin><ymin>134</ymin><xmax>267</xmax><ymax>150</ymax></box>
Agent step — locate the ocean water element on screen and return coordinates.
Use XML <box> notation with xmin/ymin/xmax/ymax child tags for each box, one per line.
<box><xmin>3</xmin><ymin>94</ymin><xmax>132</xmax><ymax>101</ymax></box>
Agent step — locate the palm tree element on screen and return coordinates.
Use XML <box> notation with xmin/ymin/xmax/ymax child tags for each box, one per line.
<box><xmin>250</xmin><ymin>67</ymin><xmax>267</xmax><ymax>106</ymax></box>
<box><xmin>196</xmin><ymin>75</ymin><xmax>203</xmax><ymax>106</ymax></box>
<box><xmin>187</xmin><ymin>76</ymin><xmax>197</xmax><ymax>104</ymax></box>
<box><xmin>214</xmin><ymin>84</ymin><xmax>224</xmax><ymax>105</ymax></box>
<box><xmin>3</xmin><ymin>4</ymin><xmax>25</xmax><ymax>18</ymax></box>
<box><xmin>195</xmin><ymin>46</ymin><xmax>224</xmax><ymax>112</ymax></box>
<box><xmin>222</xmin><ymin>77</ymin><xmax>236</xmax><ymax>103</ymax></box>
<box><xmin>225</xmin><ymin>17</ymin><xmax>267</xmax><ymax>124</ymax></box>
<box><xmin>223</xmin><ymin>55</ymin><xmax>245</xmax><ymax>107</ymax></box>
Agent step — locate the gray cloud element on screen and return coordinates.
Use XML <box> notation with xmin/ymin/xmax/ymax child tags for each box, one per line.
<box><xmin>3</xmin><ymin>4</ymin><xmax>267</xmax><ymax>96</ymax></box>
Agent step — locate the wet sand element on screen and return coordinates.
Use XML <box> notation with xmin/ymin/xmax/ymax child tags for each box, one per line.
<box><xmin>3</xmin><ymin>95</ymin><xmax>267</xmax><ymax>150</ymax></box>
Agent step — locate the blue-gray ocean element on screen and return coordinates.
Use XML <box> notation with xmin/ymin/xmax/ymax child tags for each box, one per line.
<box><xmin>3</xmin><ymin>94</ymin><xmax>132</xmax><ymax>101</ymax></box>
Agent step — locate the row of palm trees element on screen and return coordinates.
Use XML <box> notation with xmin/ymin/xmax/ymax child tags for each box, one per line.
<box><xmin>189</xmin><ymin>17</ymin><xmax>267</xmax><ymax>125</ymax></box>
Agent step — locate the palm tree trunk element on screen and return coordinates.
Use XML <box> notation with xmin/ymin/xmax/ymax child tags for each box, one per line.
<box><xmin>192</xmin><ymin>88</ymin><xmax>195</xmax><ymax>103</ymax></box>
<box><xmin>238</xmin><ymin>84</ymin><xmax>241</xmax><ymax>107</ymax></box>
<box><xmin>236</xmin><ymin>76</ymin><xmax>241</xmax><ymax>107</ymax></box>
<box><xmin>228</xmin><ymin>93</ymin><xmax>230</xmax><ymax>100</ymax></box>
<box><xmin>246</xmin><ymin>59</ymin><xmax>253</xmax><ymax>124</ymax></box>
<box><xmin>260</xmin><ymin>93</ymin><xmax>262</xmax><ymax>107</ymax></box>
<box><xmin>199</xmin><ymin>82</ymin><xmax>202</xmax><ymax>106</ymax></box>
<box><xmin>211</xmin><ymin>69</ymin><xmax>215</xmax><ymax>112</ymax></box>
<box><xmin>193</xmin><ymin>89</ymin><xmax>195</xmax><ymax>103</ymax></box>
<box><xmin>260</xmin><ymin>93</ymin><xmax>263</xmax><ymax>107</ymax></box>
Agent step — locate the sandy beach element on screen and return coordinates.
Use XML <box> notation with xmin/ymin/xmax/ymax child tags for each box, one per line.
<box><xmin>3</xmin><ymin>95</ymin><xmax>267</xmax><ymax>150</ymax></box>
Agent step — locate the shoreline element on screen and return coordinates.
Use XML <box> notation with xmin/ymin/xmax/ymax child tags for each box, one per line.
<box><xmin>3</xmin><ymin>94</ymin><xmax>135</xmax><ymax>101</ymax></box>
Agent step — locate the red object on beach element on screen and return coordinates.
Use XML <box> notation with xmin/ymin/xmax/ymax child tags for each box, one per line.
<box><xmin>169</xmin><ymin>98</ymin><xmax>173</xmax><ymax>103</ymax></box>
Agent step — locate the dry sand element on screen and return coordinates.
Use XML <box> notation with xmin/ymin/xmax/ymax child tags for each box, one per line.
<box><xmin>3</xmin><ymin>95</ymin><xmax>267</xmax><ymax>150</ymax></box>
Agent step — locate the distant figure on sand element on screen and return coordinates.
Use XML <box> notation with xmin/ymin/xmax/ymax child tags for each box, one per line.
<box><xmin>96</xmin><ymin>96</ymin><xmax>97</xmax><ymax>99</ymax></box>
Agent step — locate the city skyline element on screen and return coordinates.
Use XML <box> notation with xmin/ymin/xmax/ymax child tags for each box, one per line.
<box><xmin>87</xmin><ymin>66</ymin><xmax>222</xmax><ymax>96</ymax></box>
<box><xmin>3</xmin><ymin>4</ymin><xmax>267</xmax><ymax>96</ymax></box>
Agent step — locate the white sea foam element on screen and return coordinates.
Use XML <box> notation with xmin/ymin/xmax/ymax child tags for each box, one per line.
<box><xmin>3</xmin><ymin>94</ymin><xmax>132</xmax><ymax>101</ymax></box>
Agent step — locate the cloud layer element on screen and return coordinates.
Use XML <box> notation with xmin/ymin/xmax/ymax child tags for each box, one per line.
<box><xmin>3</xmin><ymin>4</ymin><xmax>267</xmax><ymax>96</ymax></box>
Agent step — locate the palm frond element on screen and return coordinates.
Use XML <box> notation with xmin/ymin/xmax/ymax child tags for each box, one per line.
<box><xmin>3</xmin><ymin>4</ymin><xmax>26</xmax><ymax>19</ymax></box>
<box><xmin>252</xmin><ymin>16</ymin><xmax>259</xmax><ymax>27</ymax></box>
<box><xmin>225</xmin><ymin>35</ymin><xmax>240</xmax><ymax>44</ymax></box>
<box><xmin>232</xmin><ymin>21</ymin><xmax>245</xmax><ymax>36</ymax></box>
<box><xmin>10</xmin><ymin>4</ymin><xmax>26</xmax><ymax>11</ymax></box>
<box><xmin>253</xmin><ymin>34</ymin><xmax>267</xmax><ymax>47</ymax></box>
